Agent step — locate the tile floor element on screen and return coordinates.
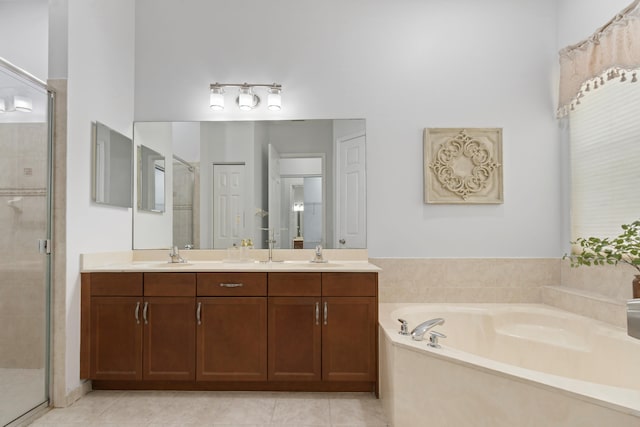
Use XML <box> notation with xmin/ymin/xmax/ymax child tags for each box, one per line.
<box><xmin>29</xmin><ymin>390</ymin><xmax>389</xmax><ymax>427</ymax></box>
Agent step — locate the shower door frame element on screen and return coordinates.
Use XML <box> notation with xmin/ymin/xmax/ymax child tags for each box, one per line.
<box><xmin>0</xmin><ymin>57</ymin><xmax>54</xmax><ymax>426</ymax></box>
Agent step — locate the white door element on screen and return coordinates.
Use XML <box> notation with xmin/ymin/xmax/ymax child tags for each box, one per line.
<box><xmin>336</xmin><ymin>134</ymin><xmax>366</xmax><ymax>248</ymax></box>
<box><xmin>268</xmin><ymin>145</ymin><xmax>282</xmax><ymax>248</ymax></box>
<box><xmin>213</xmin><ymin>164</ymin><xmax>245</xmax><ymax>248</ymax></box>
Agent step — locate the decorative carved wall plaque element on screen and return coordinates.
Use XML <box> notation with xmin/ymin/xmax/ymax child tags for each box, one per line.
<box><xmin>424</xmin><ymin>128</ymin><xmax>503</xmax><ymax>204</ymax></box>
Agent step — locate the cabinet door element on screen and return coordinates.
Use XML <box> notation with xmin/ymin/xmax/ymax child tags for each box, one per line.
<box><xmin>197</xmin><ymin>297</ymin><xmax>267</xmax><ymax>381</ymax></box>
<box><xmin>322</xmin><ymin>297</ymin><xmax>377</xmax><ymax>382</ymax></box>
<box><xmin>143</xmin><ymin>297</ymin><xmax>196</xmax><ymax>381</ymax></box>
<box><xmin>268</xmin><ymin>297</ymin><xmax>321</xmax><ymax>381</ymax></box>
<box><xmin>90</xmin><ymin>297</ymin><xmax>142</xmax><ymax>380</ymax></box>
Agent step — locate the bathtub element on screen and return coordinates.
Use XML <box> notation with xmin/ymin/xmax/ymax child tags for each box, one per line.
<box><xmin>379</xmin><ymin>303</ymin><xmax>640</xmax><ymax>427</ymax></box>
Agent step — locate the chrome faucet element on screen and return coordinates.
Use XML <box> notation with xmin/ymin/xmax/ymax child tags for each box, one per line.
<box><xmin>411</xmin><ymin>318</ymin><xmax>445</xmax><ymax>341</ymax></box>
<box><xmin>311</xmin><ymin>244</ymin><xmax>327</xmax><ymax>263</ymax></box>
<box><xmin>398</xmin><ymin>318</ymin><xmax>410</xmax><ymax>336</ymax></box>
<box><xmin>169</xmin><ymin>245</ymin><xmax>185</xmax><ymax>263</ymax></box>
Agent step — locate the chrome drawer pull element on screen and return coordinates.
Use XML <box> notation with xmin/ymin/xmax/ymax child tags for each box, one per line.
<box><xmin>323</xmin><ymin>301</ymin><xmax>328</xmax><ymax>325</ymax></box>
<box><xmin>196</xmin><ymin>302</ymin><xmax>202</xmax><ymax>325</ymax></box>
<box><xmin>315</xmin><ymin>302</ymin><xmax>320</xmax><ymax>325</ymax></box>
<box><xmin>134</xmin><ymin>301</ymin><xmax>141</xmax><ymax>324</ymax></box>
<box><xmin>219</xmin><ymin>283</ymin><xmax>244</xmax><ymax>288</ymax></box>
<box><xmin>143</xmin><ymin>302</ymin><xmax>149</xmax><ymax>325</ymax></box>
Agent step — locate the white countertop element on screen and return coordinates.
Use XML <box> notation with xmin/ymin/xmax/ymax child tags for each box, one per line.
<box><xmin>81</xmin><ymin>250</ymin><xmax>381</xmax><ymax>273</ymax></box>
<box><xmin>82</xmin><ymin>260</ymin><xmax>380</xmax><ymax>273</ymax></box>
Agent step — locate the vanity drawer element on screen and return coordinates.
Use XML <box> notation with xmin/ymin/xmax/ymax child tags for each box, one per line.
<box><xmin>268</xmin><ymin>273</ymin><xmax>321</xmax><ymax>296</ymax></box>
<box><xmin>144</xmin><ymin>273</ymin><xmax>196</xmax><ymax>296</ymax></box>
<box><xmin>322</xmin><ymin>272</ymin><xmax>377</xmax><ymax>297</ymax></box>
<box><xmin>197</xmin><ymin>273</ymin><xmax>267</xmax><ymax>296</ymax></box>
<box><xmin>89</xmin><ymin>273</ymin><xmax>143</xmax><ymax>296</ymax></box>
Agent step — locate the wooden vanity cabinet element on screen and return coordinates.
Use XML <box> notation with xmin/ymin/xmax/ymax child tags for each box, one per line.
<box><xmin>196</xmin><ymin>273</ymin><xmax>268</xmax><ymax>381</ymax></box>
<box><xmin>267</xmin><ymin>272</ymin><xmax>378</xmax><ymax>384</ymax></box>
<box><xmin>82</xmin><ymin>269</ymin><xmax>378</xmax><ymax>392</ymax></box>
<box><xmin>142</xmin><ymin>273</ymin><xmax>196</xmax><ymax>381</ymax></box>
<box><xmin>268</xmin><ymin>273</ymin><xmax>322</xmax><ymax>381</ymax></box>
<box><xmin>81</xmin><ymin>272</ymin><xmax>196</xmax><ymax>382</ymax></box>
<box><xmin>81</xmin><ymin>273</ymin><xmax>143</xmax><ymax>380</ymax></box>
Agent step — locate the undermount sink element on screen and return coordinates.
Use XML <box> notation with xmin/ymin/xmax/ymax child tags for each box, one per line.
<box><xmin>281</xmin><ymin>261</ymin><xmax>342</xmax><ymax>267</ymax></box>
<box><xmin>136</xmin><ymin>262</ymin><xmax>194</xmax><ymax>268</ymax></box>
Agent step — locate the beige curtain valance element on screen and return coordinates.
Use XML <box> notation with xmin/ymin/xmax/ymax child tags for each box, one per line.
<box><xmin>558</xmin><ymin>0</ymin><xmax>640</xmax><ymax>117</ymax></box>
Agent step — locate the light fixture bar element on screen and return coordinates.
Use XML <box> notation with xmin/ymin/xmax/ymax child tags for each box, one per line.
<box><xmin>209</xmin><ymin>83</ymin><xmax>282</xmax><ymax>90</ymax></box>
<box><xmin>209</xmin><ymin>82</ymin><xmax>282</xmax><ymax>111</ymax></box>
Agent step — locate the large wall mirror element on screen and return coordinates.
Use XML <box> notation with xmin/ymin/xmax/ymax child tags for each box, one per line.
<box><xmin>132</xmin><ymin>119</ymin><xmax>366</xmax><ymax>250</ymax></box>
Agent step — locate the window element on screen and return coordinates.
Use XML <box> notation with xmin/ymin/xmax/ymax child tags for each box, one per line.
<box><xmin>569</xmin><ymin>74</ymin><xmax>640</xmax><ymax>240</ymax></box>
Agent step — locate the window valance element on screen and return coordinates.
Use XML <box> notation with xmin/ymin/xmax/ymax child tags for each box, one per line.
<box><xmin>557</xmin><ymin>0</ymin><xmax>640</xmax><ymax>117</ymax></box>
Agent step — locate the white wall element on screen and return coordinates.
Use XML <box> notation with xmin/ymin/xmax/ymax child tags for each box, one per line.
<box><xmin>557</xmin><ymin>0</ymin><xmax>634</xmax><ymax>48</ymax></box>
<box><xmin>134</xmin><ymin>0</ymin><xmax>561</xmax><ymax>258</ymax></box>
<box><xmin>0</xmin><ymin>0</ymin><xmax>48</xmax><ymax>80</ymax></box>
<box><xmin>65</xmin><ymin>0</ymin><xmax>135</xmax><ymax>393</ymax></box>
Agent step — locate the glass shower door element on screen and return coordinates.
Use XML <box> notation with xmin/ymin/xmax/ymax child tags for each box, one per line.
<box><xmin>0</xmin><ymin>60</ymin><xmax>51</xmax><ymax>426</ymax></box>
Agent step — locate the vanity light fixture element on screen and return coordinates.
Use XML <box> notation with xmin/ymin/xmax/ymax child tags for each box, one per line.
<box><xmin>209</xmin><ymin>86</ymin><xmax>225</xmax><ymax>111</ymax></box>
<box><xmin>267</xmin><ymin>86</ymin><xmax>281</xmax><ymax>111</ymax></box>
<box><xmin>209</xmin><ymin>82</ymin><xmax>282</xmax><ymax>111</ymax></box>
<box><xmin>238</xmin><ymin>85</ymin><xmax>257</xmax><ymax>111</ymax></box>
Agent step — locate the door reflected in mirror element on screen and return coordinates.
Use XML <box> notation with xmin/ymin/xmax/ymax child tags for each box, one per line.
<box><xmin>132</xmin><ymin>119</ymin><xmax>366</xmax><ymax>249</ymax></box>
<box><xmin>137</xmin><ymin>145</ymin><xmax>165</xmax><ymax>213</ymax></box>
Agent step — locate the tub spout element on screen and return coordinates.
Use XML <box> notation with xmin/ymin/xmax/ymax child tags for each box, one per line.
<box><xmin>411</xmin><ymin>318</ymin><xmax>445</xmax><ymax>341</ymax></box>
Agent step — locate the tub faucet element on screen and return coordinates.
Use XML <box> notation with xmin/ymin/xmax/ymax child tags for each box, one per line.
<box><xmin>397</xmin><ymin>318</ymin><xmax>410</xmax><ymax>336</ymax></box>
<box><xmin>427</xmin><ymin>330</ymin><xmax>446</xmax><ymax>348</ymax></box>
<box><xmin>411</xmin><ymin>318</ymin><xmax>445</xmax><ymax>341</ymax></box>
<box><xmin>169</xmin><ymin>246</ymin><xmax>185</xmax><ymax>263</ymax></box>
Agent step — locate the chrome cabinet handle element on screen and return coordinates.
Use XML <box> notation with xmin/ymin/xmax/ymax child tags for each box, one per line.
<box><xmin>143</xmin><ymin>301</ymin><xmax>149</xmax><ymax>325</ymax></box>
<box><xmin>315</xmin><ymin>302</ymin><xmax>320</xmax><ymax>325</ymax></box>
<box><xmin>196</xmin><ymin>302</ymin><xmax>202</xmax><ymax>325</ymax></box>
<box><xmin>219</xmin><ymin>283</ymin><xmax>244</xmax><ymax>288</ymax></box>
<box><xmin>135</xmin><ymin>301</ymin><xmax>141</xmax><ymax>324</ymax></box>
<box><xmin>323</xmin><ymin>301</ymin><xmax>328</xmax><ymax>325</ymax></box>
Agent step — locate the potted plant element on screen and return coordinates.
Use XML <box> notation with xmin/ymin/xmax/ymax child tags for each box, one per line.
<box><xmin>563</xmin><ymin>219</ymin><xmax>640</xmax><ymax>298</ymax></box>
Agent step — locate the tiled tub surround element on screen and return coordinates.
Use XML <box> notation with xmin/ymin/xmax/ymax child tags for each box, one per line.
<box><xmin>379</xmin><ymin>303</ymin><xmax>640</xmax><ymax>427</ymax></box>
<box><xmin>371</xmin><ymin>258</ymin><xmax>633</xmax><ymax>328</ymax></box>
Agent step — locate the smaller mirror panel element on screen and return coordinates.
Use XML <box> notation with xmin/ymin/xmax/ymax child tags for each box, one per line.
<box><xmin>92</xmin><ymin>122</ymin><xmax>133</xmax><ymax>208</ymax></box>
<box><xmin>137</xmin><ymin>145</ymin><xmax>165</xmax><ymax>212</ymax></box>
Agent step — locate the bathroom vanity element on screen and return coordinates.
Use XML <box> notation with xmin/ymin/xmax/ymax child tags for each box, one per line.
<box><xmin>80</xmin><ymin>256</ymin><xmax>379</xmax><ymax>393</ymax></box>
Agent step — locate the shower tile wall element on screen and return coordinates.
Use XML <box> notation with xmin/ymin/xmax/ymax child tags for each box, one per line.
<box><xmin>0</xmin><ymin>123</ymin><xmax>47</xmax><ymax>369</ymax></box>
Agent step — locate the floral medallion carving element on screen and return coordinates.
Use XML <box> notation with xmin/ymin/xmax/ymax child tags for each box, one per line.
<box><xmin>424</xmin><ymin>128</ymin><xmax>503</xmax><ymax>204</ymax></box>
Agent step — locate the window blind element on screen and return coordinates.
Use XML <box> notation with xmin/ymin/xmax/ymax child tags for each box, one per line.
<box><xmin>569</xmin><ymin>77</ymin><xmax>640</xmax><ymax>241</ymax></box>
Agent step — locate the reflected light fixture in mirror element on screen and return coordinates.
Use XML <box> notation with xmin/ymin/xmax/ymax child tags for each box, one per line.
<box><xmin>209</xmin><ymin>82</ymin><xmax>282</xmax><ymax>111</ymax></box>
<box><xmin>0</xmin><ymin>95</ymin><xmax>33</xmax><ymax>113</ymax></box>
<box><xmin>13</xmin><ymin>95</ymin><xmax>33</xmax><ymax>112</ymax></box>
